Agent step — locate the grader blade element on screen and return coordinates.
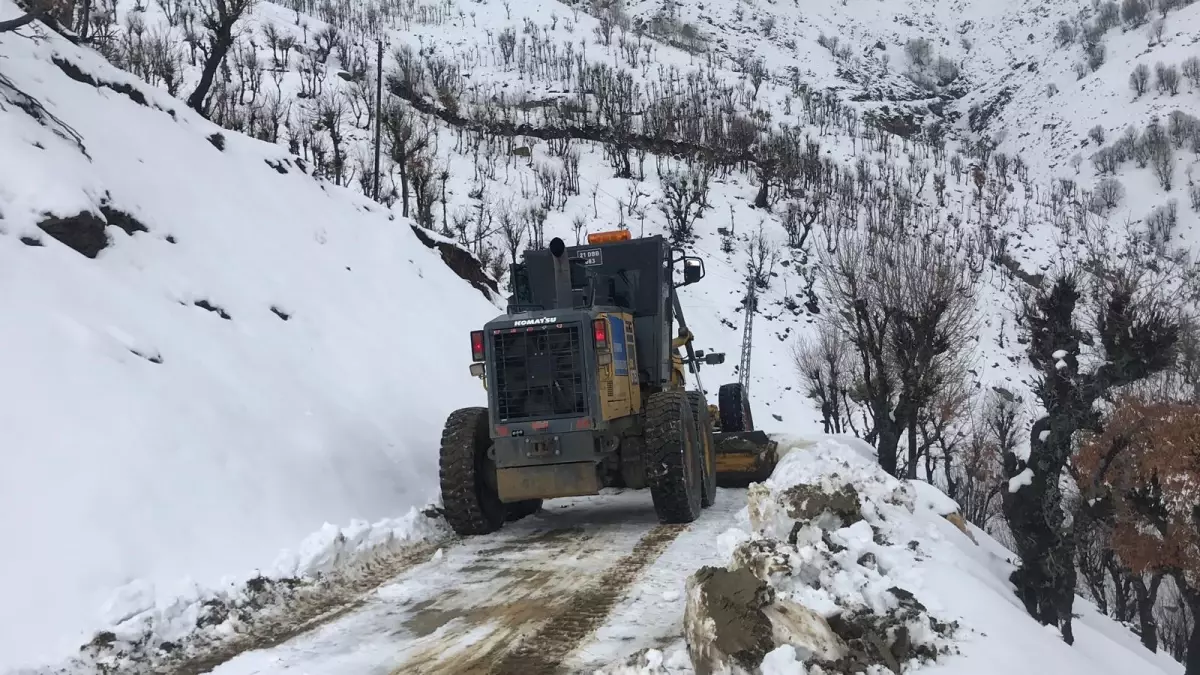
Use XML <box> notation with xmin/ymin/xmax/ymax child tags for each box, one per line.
<box><xmin>713</xmin><ymin>430</ymin><xmax>778</xmax><ymax>487</ymax></box>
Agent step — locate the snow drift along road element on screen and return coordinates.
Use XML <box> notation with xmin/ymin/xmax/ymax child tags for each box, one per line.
<box><xmin>684</xmin><ymin>436</ymin><xmax>1184</xmax><ymax>675</ymax></box>
<box><xmin>0</xmin><ymin>6</ymin><xmax>497</xmax><ymax>669</ymax></box>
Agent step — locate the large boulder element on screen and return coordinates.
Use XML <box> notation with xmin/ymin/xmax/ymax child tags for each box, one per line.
<box><xmin>683</xmin><ymin>565</ymin><xmax>845</xmax><ymax>674</ymax></box>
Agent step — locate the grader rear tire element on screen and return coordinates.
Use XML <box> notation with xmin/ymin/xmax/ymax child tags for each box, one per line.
<box><xmin>645</xmin><ymin>390</ymin><xmax>703</xmax><ymax>524</ymax></box>
<box><xmin>439</xmin><ymin>407</ymin><xmax>506</xmax><ymax>536</ymax></box>
<box><xmin>687</xmin><ymin>391</ymin><xmax>718</xmax><ymax>509</ymax></box>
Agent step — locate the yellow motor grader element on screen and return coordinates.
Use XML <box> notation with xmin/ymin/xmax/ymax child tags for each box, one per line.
<box><xmin>439</xmin><ymin>230</ymin><xmax>777</xmax><ymax>535</ymax></box>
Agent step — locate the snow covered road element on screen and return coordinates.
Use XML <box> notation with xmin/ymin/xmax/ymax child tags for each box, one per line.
<box><xmin>205</xmin><ymin>489</ymin><xmax>748</xmax><ymax>675</ymax></box>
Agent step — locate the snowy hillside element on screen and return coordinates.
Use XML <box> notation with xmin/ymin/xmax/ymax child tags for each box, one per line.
<box><xmin>0</xmin><ymin>4</ymin><xmax>499</xmax><ymax>669</ymax></box>
<box><xmin>64</xmin><ymin>0</ymin><xmax>1200</xmax><ymax>443</ymax></box>
<box><xmin>966</xmin><ymin>0</ymin><xmax>1200</xmax><ymax>257</ymax></box>
<box><xmin>74</xmin><ymin>0</ymin><xmax>1200</xmax><ymax>440</ymax></box>
<box><xmin>5</xmin><ymin>0</ymin><xmax>1200</xmax><ymax>669</ymax></box>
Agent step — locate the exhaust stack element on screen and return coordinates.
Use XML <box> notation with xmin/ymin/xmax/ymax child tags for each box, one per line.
<box><xmin>549</xmin><ymin>237</ymin><xmax>572</xmax><ymax>309</ymax></box>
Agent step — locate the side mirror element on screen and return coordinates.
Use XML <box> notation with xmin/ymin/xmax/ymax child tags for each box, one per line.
<box><xmin>703</xmin><ymin>352</ymin><xmax>725</xmax><ymax>365</ymax></box>
<box><xmin>681</xmin><ymin>257</ymin><xmax>704</xmax><ymax>285</ymax></box>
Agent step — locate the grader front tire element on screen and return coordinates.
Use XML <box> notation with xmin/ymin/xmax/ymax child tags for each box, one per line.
<box><xmin>645</xmin><ymin>391</ymin><xmax>703</xmax><ymax>524</ymax></box>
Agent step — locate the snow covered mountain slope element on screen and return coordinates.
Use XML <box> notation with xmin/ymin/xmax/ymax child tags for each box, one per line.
<box><xmin>6</xmin><ymin>0</ymin><xmax>1200</xmax><ymax>668</ymax></box>
<box><xmin>78</xmin><ymin>0</ymin><xmax>1200</xmax><ymax>436</ymax></box>
<box><xmin>0</xmin><ymin>5</ymin><xmax>498</xmax><ymax>669</ymax></box>
<box><xmin>959</xmin><ymin>1</ymin><xmax>1200</xmax><ymax>263</ymax></box>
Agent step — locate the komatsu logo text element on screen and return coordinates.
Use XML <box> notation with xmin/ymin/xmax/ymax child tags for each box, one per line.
<box><xmin>513</xmin><ymin>317</ymin><xmax>558</xmax><ymax>326</ymax></box>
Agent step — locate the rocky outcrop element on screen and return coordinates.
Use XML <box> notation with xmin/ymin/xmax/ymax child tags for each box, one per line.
<box><xmin>408</xmin><ymin>224</ymin><xmax>498</xmax><ymax>300</ymax></box>
<box><xmin>36</xmin><ymin>211</ymin><xmax>109</xmax><ymax>258</ymax></box>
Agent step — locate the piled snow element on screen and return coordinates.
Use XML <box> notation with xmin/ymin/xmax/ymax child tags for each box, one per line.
<box><xmin>0</xmin><ymin>6</ymin><xmax>494</xmax><ymax>670</ymax></box>
<box><xmin>673</xmin><ymin>437</ymin><xmax>1184</xmax><ymax>675</ymax></box>
<box><xmin>65</xmin><ymin>508</ymin><xmax>448</xmax><ymax>674</ymax></box>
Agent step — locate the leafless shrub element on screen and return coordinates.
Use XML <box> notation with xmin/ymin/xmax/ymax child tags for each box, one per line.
<box><xmin>791</xmin><ymin>324</ymin><xmax>853</xmax><ymax>434</ymax></box>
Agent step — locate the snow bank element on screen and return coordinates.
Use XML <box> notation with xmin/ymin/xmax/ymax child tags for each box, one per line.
<box><xmin>675</xmin><ymin>437</ymin><xmax>1183</xmax><ymax>675</ymax></box>
<box><xmin>0</xmin><ymin>8</ymin><xmax>494</xmax><ymax>670</ymax></box>
<box><xmin>59</xmin><ymin>508</ymin><xmax>450</xmax><ymax>674</ymax></box>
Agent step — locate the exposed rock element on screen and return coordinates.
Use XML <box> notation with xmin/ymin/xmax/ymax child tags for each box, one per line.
<box><xmin>51</xmin><ymin>56</ymin><xmax>175</xmax><ymax>118</ymax></box>
<box><xmin>193</xmin><ymin>299</ymin><xmax>232</xmax><ymax>320</ymax></box>
<box><xmin>409</xmin><ymin>224</ymin><xmax>498</xmax><ymax>300</ymax></box>
<box><xmin>763</xmin><ymin>600</ymin><xmax>845</xmax><ymax>663</ymax></box>
<box><xmin>684</xmin><ymin>565</ymin><xmax>845</xmax><ymax>674</ymax></box>
<box><xmin>100</xmin><ymin>205</ymin><xmax>148</xmax><ymax>236</ymax></box>
<box><xmin>36</xmin><ymin>211</ymin><xmax>109</xmax><ymax>258</ymax></box>
<box><xmin>695</xmin><ymin>469</ymin><xmax>964</xmax><ymax>674</ymax></box>
<box><xmin>821</xmin><ymin>597</ymin><xmax>956</xmax><ymax>674</ymax></box>
<box><xmin>780</xmin><ymin>483</ymin><xmax>862</xmax><ymax>525</ymax></box>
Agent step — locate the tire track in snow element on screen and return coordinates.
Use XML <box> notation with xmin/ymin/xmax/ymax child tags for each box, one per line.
<box><xmin>485</xmin><ymin>524</ymin><xmax>686</xmax><ymax>674</ymax></box>
<box><xmin>391</xmin><ymin>518</ymin><xmax>687</xmax><ymax>674</ymax></box>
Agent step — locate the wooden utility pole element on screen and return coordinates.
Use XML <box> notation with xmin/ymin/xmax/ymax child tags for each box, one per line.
<box><xmin>372</xmin><ymin>36</ymin><xmax>383</xmax><ymax>201</ymax></box>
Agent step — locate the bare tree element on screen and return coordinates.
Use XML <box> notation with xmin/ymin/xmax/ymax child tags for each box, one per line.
<box><xmin>792</xmin><ymin>325</ymin><xmax>852</xmax><ymax>434</ymax></box>
<box><xmin>1093</xmin><ymin>177</ymin><xmax>1126</xmax><ymax>212</ymax></box>
<box><xmin>381</xmin><ymin>98</ymin><xmax>430</xmax><ymax>218</ymax></box>
<box><xmin>819</xmin><ymin>232</ymin><xmax>900</xmax><ymax>473</ymax></box>
<box><xmin>952</xmin><ymin>391</ymin><xmax>1017</xmax><ymax>529</ymax></box>
<box><xmin>1149</xmin><ymin>17</ymin><xmax>1166</xmax><ymax>43</ymax></box>
<box><xmin>745</xmin><ymin>225</ymin><xmax>779</xmax><ymax>289</ymax></box>
<box><xmin>187</xmin><ymin>0</ymin><xmax>256</xmax><ymax>115</ymax></box>
<box><xmin>496</xmin><ymin>199</ymin><xmax>525</xmax><ymax>264</ymax></box>
<box><xmin>658</xmin><ymin>164</ymin><xmax>712</xmax><ymax>242</ymax></box>
<box><xmin>314</xmin><ymin>90</ymin><xmax>349</xmax><ymax>185</ymax></box>
<box><xmin>409</xmin><ymin>152</ymin><xmax>437</xmax><ymax>229</ymax></box>
<box><xmin>522</xmin><ymin>204</ymin><xmax>548</xmax><ymax>250</ymax></box>
<box><xmin>1155</xmin><ymin>62</ymin><xmax>1181</xmax><ymax>95</ymax></box>
<box><xmin>1182</xmin><ymin>56</ymin><xmax>1200</xmax><ymax>90</ymax></box>
<box><xmin>1131</xmin><ymin>63</ymin><xmax>1151</xmax><ymax>97</ymax></box>
<box><xmin>1145</xmin><ymin>116</ymin><xmax>1174</xmax><ymax>190</ymax></box>
<box><xmin>1123</xmin><ymin>0</ymin><xmax>1149</xmax><ymax>26</ymax></box>
<box><xmin>782</xmin><ymin>200</ymin><xmax>818</xmax><ymax>249</ymax></box>
<box><xmin>881</xmin><ymin>233</ymin><xmax>978</xmax><ymax>479</ymax></box>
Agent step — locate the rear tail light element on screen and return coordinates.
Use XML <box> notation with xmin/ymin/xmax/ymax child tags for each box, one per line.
<box><xmin>470</xmin><ymin>330</ymin><xmax>485</xmax><ymax>361</ymax></box>
<box><xmin>593</xmin><ymin>318</ymin><xmax>608</xmax><ymax>349</ymax></box>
